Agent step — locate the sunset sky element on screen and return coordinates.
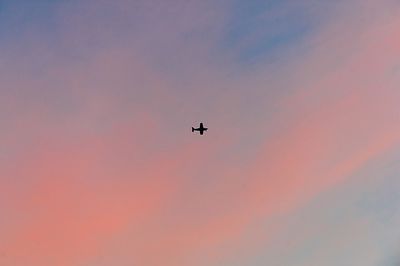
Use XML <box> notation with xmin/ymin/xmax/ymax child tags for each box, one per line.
<box><xmin>1</xmin><ymin>1</ymin><xmax>400</xmax><ymax>265</ymax></box>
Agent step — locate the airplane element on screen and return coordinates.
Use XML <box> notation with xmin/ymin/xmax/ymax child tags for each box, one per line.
<box><xmin>192</xmin><ymin>122</ymin><xmax>208</xmax><ymax>135</ymax></box>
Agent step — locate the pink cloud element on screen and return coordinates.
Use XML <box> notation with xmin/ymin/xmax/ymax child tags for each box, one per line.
<box><xmin>1</xmin><ymin>1</ymin><xmax>400</xmax><ymax>265</ymax></box>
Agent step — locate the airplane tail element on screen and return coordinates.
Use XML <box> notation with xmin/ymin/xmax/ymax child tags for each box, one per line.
<box><xmin>192</xmin><ymin>127</ymin><xmax>195</xmax><ymax>132</ymax></box>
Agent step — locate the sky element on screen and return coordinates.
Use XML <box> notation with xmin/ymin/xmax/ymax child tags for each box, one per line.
<box><xmin>0</xmin><ymin>0</ymin><xmax>400</xmax><ymax>265</ymax></box>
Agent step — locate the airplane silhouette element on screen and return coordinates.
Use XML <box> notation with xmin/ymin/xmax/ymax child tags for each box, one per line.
<box><xmin>192</xmin><ymin>123</ymin><xmax>208</xmax><ymax>135</ymax></box>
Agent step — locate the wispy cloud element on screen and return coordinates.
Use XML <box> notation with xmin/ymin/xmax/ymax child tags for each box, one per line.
<box><xmin>0</xmin><ymin>0</ymin><xmax>400</xmax><ymax>265</ymax></box>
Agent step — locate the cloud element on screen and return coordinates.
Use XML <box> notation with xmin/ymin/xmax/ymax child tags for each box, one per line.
<box><xmin>1</xmin><ymin>0</ymin><xmax>400</xmax><ymax>265</ymax></box>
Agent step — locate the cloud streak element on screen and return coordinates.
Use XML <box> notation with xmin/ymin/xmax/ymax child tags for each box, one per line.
<box><xmin>1</xmin><ymin>0</ymin><xmax>400</xmax><ymax>265</ymax></box>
